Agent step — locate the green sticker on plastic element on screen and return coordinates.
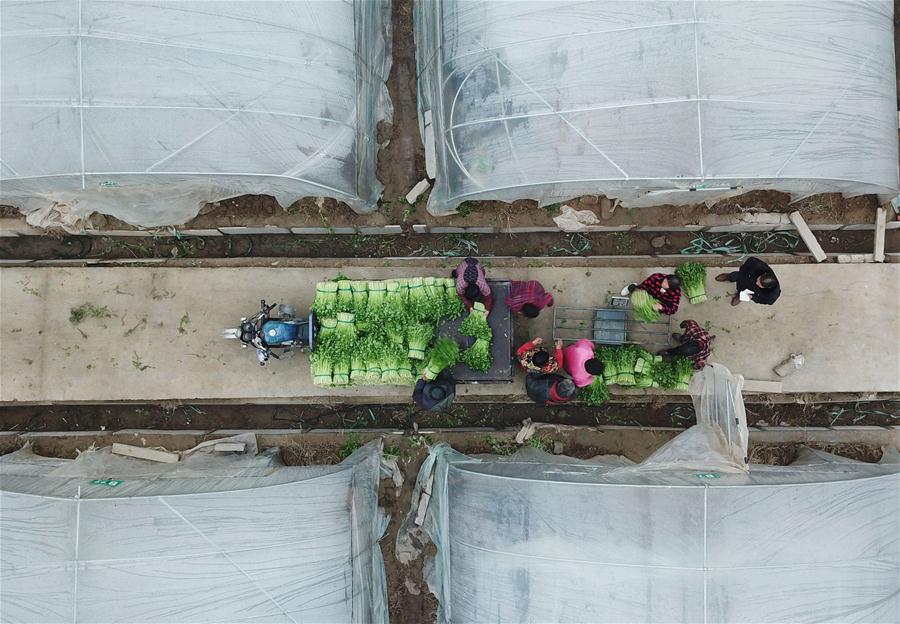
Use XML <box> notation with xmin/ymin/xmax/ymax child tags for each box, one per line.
<box><xmin>90</xmin><ymin>478</ymin><xmax>123</xmax><ymax>487</ymax></box>
<box><xmin>695</xmin><ymin>473</ymin><xmax>720</xmax><ymax>479</ymax></box>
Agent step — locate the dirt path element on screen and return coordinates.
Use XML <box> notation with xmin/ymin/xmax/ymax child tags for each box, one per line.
<box><xmin>1</xmin><ymin>229</ymin><xmax>894</xmax><ymax>261</ymax></box>
<box><xmin>2</xmin><ymin>400</ymin><xmax>896</xmax><ymax>433</ymax></box>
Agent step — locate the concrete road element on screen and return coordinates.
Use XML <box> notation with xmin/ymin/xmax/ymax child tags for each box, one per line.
<box><xmin>1</xmin><ymin>262</ymin><xmax>897</xmax><ymax>403</ymax></box>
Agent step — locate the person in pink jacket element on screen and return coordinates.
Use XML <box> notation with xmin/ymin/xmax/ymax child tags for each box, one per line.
<box><xmin>562</xmin><ymin>339</ymin><xmax>605</xmax><ymax>387</ymax></box>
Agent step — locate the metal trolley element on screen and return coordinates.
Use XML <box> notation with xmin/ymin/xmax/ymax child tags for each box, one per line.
<box><xmin>552</xmin><ymin>296</ymin><xmax>672</xmax><ymax>351</ymax></box>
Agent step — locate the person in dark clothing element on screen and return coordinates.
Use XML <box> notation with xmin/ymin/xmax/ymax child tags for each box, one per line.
<box><xmin>525</xmin><ymin>373</ymin><xmax>579</xmax><ymax>406</ymax></box>
<box><xmin>413</xmin><ymin>370</ymin><xmax>456</xmax><ymax>412</ymax></box>
<box><xmin>715</xmin><ymin>257</ymin><xmax>781</xmax><ymax>306</ymax></box>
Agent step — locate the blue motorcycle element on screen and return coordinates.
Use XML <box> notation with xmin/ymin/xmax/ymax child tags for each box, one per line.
<box><xmin>223</xmin><ymin>299</ymin><xmax>315</xmax><ymax>366</ymax></box>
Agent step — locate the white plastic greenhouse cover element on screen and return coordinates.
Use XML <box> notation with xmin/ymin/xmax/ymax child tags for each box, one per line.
<box><xmin>0</xmin><ymin>0</ymin><xmax>391</xmax><ymax>228</ymax></box>
<box><xmin>416</xmin><ymin>0</ymin><xmax>900</xmax><ymax>214</ymax></box>
<box><xmin>401</xmin><ymin>367</ymin><xmax>900</xmax><ymax>623</ymax></box>
<box><xmin>0</xmin><ymin>436</ymin><xmax>389</xmax><ymax>623</ymax></box>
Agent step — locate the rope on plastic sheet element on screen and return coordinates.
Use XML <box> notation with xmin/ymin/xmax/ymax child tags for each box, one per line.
<box><xmin>680</xmin><ymin>231</ymin><xmax>800</xmax><ymax>259</ymax></box>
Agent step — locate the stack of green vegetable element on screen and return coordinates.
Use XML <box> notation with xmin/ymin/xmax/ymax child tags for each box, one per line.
<box><xmin>310</xmin><ymin>276</ymin><xmax>476</xmax><ymax>387</ymax></box>
<box><xmin>675</xmin><ymin>262</ymin><xmax>708</xmax><ymax>304</ymax></box>
<box><xmin>581</xmin><ymin>344</ymin><xmax>694</xmax><ymax>405</ymax></box>
<box><xmin>459</xmin><ymin>302</ymin><xmax>493</xmax><ymax>373</ymax></box>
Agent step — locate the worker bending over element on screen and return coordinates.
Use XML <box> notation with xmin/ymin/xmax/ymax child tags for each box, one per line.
<box><xmin>621</xmin><ymin>273</ymin><xmax>682</xmax><ymax>315</ymax></box>
<box><xmin>517</xmin><ymin>337</ymin><xmax>563</xmax><ymax>374</ymax></box>
<box><xmin>659</xmin><ymin>320</ymin><xmax>714</xmax><ymax>370</ymax></box>
<box><xmin>526</xmin><ymin>373</ymin><xmax>578</xmax><ymax>406</ymax></box>
<box><xmin>562</xmin><ymin>338</ymin><xmax>605</xmax><ymax>387</ymax></box>
<box><xmin>452</xmin><ymin>257</ymin><xmax>493</xmax><ymax>311</ymax></box>
<box><xmin>506</xmin><ymin>280</ymin><xmax>554</xmax><ymax>318</ymax></box>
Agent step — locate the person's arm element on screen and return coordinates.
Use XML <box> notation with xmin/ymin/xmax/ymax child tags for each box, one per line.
<box><xmin>413</xmin><ymin>379</ymin><xmax>425</xmax><ymax>405</ymax></box>
<box><xmin>658</xmin><ymin>296</ymin><xmax>679</xmax><ymax>316</ymax></box>
<box><xmin>436</xmin><ymin>370</ymin><xmax>456</xmax><ymax>396</ymax></box>
<box><xmin>554</xmin><ymin>340</ymin><xmax>564</xmax><ymax>368</ymax></box>
<box><xmin>516</xmin><ymin>339</ymin><xmax>537</xmax><ymax>357</ymax></box>
<box><xmin>482</xmin><ymin>292</ymin><xmax>494</xmax><ymax>312</ymax></box>
<box><xmin>752</xmin><ymin>287</ymin><xmax>780</xmax><ymax>305</ymax></box>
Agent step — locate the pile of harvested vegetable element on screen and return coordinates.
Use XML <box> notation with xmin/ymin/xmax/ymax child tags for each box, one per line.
<box><xmin>459</xmin><ymin>302</ymin><xmax>493</xmax><ymax>373</ymax></box>
<box><xmin>310</xmin><ymin>277</ymin><xmax>492</xmax><ymax>386</ymax></box>
<box><xmin>629</xmin><ymin>288</ymin><xmax>661</xmax><ymax>323</ymax></box>
<box><xmin>581</xmin><ymin>344</ymin><xmax>694</xmax><ymax>405</ymax></box>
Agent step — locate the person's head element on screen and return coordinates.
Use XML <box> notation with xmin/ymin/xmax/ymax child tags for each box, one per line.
<box><xmin>674</xmin><ymin>340</ymin><xmax>701</xmax><ymax>356</ymax></box>
<box><xmin>757</xmin><ymin>272</ymin><xmax>777</xmax><ymax>289</ymax></box>
<box><xmin>584</xmin><ymin>358</ymin><xmax>604</xmax><ymax>376</ymax></box>
<box><xmin>556</xmin><ymin>378</ymin><xmax>577</xmax><ymax>399</ymax></box>
<box><xmin>664</xmin><ymin>275</ymin><xmax>681</xmax><ymax>290</ymax></box>
<box><xmin>521</xmin><ymin>303</ymin><xmax>540</xmax><ymax>318</ymax></box>
<box><xmin>427</xmin><ymin>385</ymin><xmax>447</xmax><ymax>401</ymax></box>
<box><xmin>531</xmin><ymin>349</ymin><xmax>550</xmax><ymax>368</ymax></box>
<box><xmin>464</xmin><ymin>283</ymin><xmax>483</xmax><ymax>301</ymax></box>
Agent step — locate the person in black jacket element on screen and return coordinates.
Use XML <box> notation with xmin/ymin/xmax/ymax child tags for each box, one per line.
<box><xmin>525</xmin><ymin>373</ymin><xmax>579</xmax><ymax>406</ymax></box>
<box><xmin>715</xmin><ymin>257</ymin><xmax>781</xmax><ymax>306</ymax></box>
<box><xmin>413</xmin><ymin>370</ymin><xmax>456</xmax><ymax>412</ymax></box>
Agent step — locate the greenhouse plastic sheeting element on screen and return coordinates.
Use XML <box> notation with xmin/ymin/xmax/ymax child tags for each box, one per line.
<box><xmin>0</xmin><ymin>0</ymin><xmax>391</xmax><ymax>228</ymax></box>
<box><xmin>402</xmin><ymin>368</ymin><xmax>900</xmax><ymax>623</ymax></box>
<box><xmin>416</xmin><ymin>0</ymin><xmax>899</xmax><ymax>214</ymax></box>
<box><xmin>0</xmin><ymin>437</ymin><xmax>389</xmax><ymax>623</ymax></box>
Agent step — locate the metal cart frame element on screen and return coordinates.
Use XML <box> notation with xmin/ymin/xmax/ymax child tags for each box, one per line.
<box><xmin>552</xmin><ymin>298</ymin><xmax>672</xmax><ymax>351</ymax></box>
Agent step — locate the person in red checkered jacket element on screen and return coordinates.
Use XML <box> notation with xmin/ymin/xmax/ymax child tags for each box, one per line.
<box><xmin>659</xmin><ymin>320</ymin><xmax>715</xmax><ymax>370</ymax></box>
<box><xmin>506</xmin><ymin>280</ymin><xmax>554</xmax><ymax>318</ymax></box>
<box><xmin>621</xmin><ymin>273</ymin><xmax>682</xmax><ymax>316</ymax></box>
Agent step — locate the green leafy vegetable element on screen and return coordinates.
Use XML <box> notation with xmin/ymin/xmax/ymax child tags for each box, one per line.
<box><xmin>406</xmin><ymin>323</ymin><xmax>433</xmax><ymax>360</ymax></box>
<box><xmin>423</xmin><ymin>336</ymin><xmax>460</xmax><ymax>380</ymax></box>
<box><xmin>383</xmin><ymin>280</ymin><xmax>408</xmax><ymax>335</ymax></box>
<box><xmin>311</xmin><ymin>282</ymin><xmax>338</xmax><ymax>318</ymax></box>
<box><xmin>596</xmin><ymin>346</ymin><xmax>619</xmax><ymax>382</ymax></box>
<box><xmin>350</xmin><ymin>281</ymin><xmax>369</xmax><ymax>317</ymax></box>
<box><xmin>365</xmin><ymin>280</ymin><xmax>386</xmax><ymax>323</ymax></box>
<box><xmin>461</xmin><ymin>338</ymin><xmax>491</xmax><ymax>372</ymax></box>
<box><xmin>630</xmin><ymin>288</ymin><xmax>662</xmax><ymax>322</ymax></box>
<box><xmin>459</xmin><ymin>308</ymin><xmax>492</xmax><ymax>341</ymax></box>
<box><xmin>335</xmin><ymin>280</ymin><xmax>353</xmax><ymax>313</ymax></box>
<box><xmin>581</xmin><ymin>377</ymin><xmax>610</xmax><ymax>406</ymax></box>
<box><xmin>675</xmin><ymin>262</ymin><xmax>707</xmax><ymax>304</ymax></box>
<box><xmin>653</xmin><ymin>356</ymin><xmax>694</xmax><ymax>389</ymax></box>
<box><xmin>310</xmin><ymin>352</ymin><xmax>333</xmax><ymax>387</ymax></box>
<box><xmin>441</xmin><ymin>278</ymin><xmax>465</xmax><ymax>318</ymax></box>
<box><xmin>349</xmin><ymin>355</ymin><xmax>366</xmax><ymax>383</ymax></box>
<box><xmin>331</xmin><ymin>358</ymin><xmax>350</xmax><ymax>386</ymax></box>
<box><xmin>311</xmin><ymin>276</ymin><xmax>473</xmax><ymax>386</ymax></box>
